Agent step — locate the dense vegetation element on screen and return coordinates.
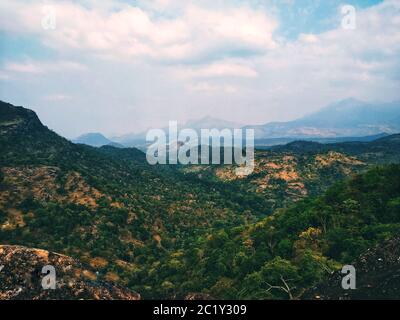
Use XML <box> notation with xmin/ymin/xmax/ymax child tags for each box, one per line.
<box><xmin>180</xmin><ymin>136</ymin><xmax>400</xmax><ymax>211</ymax></box>
<box><xmin>148</xmin><ymin>165</ymin><xmax>400</xmax><ymax>299</ymax></box>
<box><xmin>1</xmin><ymin>101</ymin><xmax>399</xmax><ymax>299</ymax></box>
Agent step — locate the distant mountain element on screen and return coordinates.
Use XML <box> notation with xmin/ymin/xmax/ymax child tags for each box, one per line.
<box><xmin>246</xmin><ymin>98</ymin><xmax>400</xmax><ymax>139</ymax></box>
<box><xmin>115</xmin><ymin>99</ymin><xmax>400</xmax><ymax>147</ymax></box>
<box><xmin>112</xmin><ymin>135</ymin><xmax>147</xmax><ymax>148</ymax></box>
<box><xmin>184</xmin><ymin>116</ymin><xmax>243</xmax><ymax>131</ymax></box>
<box><xmin>113</xmin><ymin>116</ymin><xmax>243</xmax><ymax>147</ymax></box>
<box><xmin>73</xmin><ymin>132</ymin><xmax>114</xmax><ymax>147</ymax></box>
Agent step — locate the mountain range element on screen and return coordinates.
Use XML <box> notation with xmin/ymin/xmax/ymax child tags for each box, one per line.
<box><xmin>110</xmin><ymin>116</ymin><xmax>243</xmax><ymax>148</ymax></box>
<box><xmin>74</xmin><ymin>98</ymin><xmax>400</xmax><ymax>148</ymax></box>
<box><xmin>246</xmin><ymin>98</ymin><xmax>400</xmax><ymax>139</ymax></box>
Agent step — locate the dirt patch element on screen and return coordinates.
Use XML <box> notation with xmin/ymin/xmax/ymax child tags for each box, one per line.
<box><xmin>89</xmin><ymin>257</ymin><xmax>108</xmax><ymax>269</ymax></box>
<box><xmin>0</xmin><ymin>167</ymin><xmax>107</xmax><ymax>210</ymax></box>
<box><xmin>65</xmin><ymin>172</ymin><xmax>104</xmax><ymax>208</ymax></box>
<box><xmin>315</xmin><ymin>152</ymin><xmax>365</xmax><ymax>167</ymax></box>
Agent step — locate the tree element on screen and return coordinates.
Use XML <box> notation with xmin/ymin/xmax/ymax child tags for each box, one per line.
<box><xmin>261</xmin><ymin>257</ymin><xmax>300</xmax><ymax>299</ymax></box>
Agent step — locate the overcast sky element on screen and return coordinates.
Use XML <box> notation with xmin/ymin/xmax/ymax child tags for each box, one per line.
<box><xmin>0</xmin><ymin>0</ymin><xmax>399</xmax><ymax>138</ymax></box>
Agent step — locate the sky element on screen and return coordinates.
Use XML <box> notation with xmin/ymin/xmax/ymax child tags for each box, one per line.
<box><xmin>0</xmin><ymin>0</ymin><xmax>399</xmax><ymax>138</ymax></box>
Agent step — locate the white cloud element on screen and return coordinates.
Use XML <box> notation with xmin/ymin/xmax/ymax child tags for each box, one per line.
<box><xmin>188</xmin><ymin>82</ymin><xmax>238</xmax><ymax>94</ymax></box>
<box><xmin>5</xmin><ymin>62</ymin><xmax>42</xmax><ymax>74</ymax></box>
<box><xmin>298</xmin><ymin>33</ymin><xmax>319</xmax><ymax>43</ymax></box>
<box><xmin>250</xmin><ymin>0</ymin><xmax>400</xmax><ymax>116</ymax></box>
<box><xmin>174</xmin><ymin>60</ymin><xmax>258</xmax><ymax>79</ymax></box>
<box><xmin>0</xmin><ymin>0</ymin><xmax>277</xmax><ymax>63</ymax></box>
<box><xmin>3</xmin><ymin>60</ymin><xmax>87</xmax><ymax>74</ymax></box>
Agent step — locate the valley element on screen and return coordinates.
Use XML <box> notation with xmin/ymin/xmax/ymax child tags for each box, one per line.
<box><xmin>1</xmin><ymin>100</ymin><xmax>400</xmax><ymax>299</ymax></box>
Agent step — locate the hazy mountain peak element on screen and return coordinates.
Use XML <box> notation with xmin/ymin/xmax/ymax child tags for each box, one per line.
<box><xmin>76</xmin><ymin>132</ymin><xmax>107</xmax><ymax>139</ymax></box>
<box><xmin>246</xmin><ymin>98</ymin><xmax>400</xmax><ymax>140</ymax></box>
<box><xmin>184</xmin><ymin>116</ymin><xmax>243</xmax><ymax>130</ymax></box>
<box><xmin>321</xmin><ymin>97</ymin><xmax>367</xmax><ymax>112</ymax></box>
<box><xmin>333</xmin><ymin>97</ymin><xmax>365</xmax><ymax>106</ymax></box>
<box><xmin>73</xmin><ymin>132</ymin><xmax>113</xmax><ymax>147</ymax></box>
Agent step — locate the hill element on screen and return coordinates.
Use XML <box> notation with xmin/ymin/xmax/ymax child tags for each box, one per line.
<box><xmin>254</xmin><ymin>133</ymin><xmax>389</xmax><ymax>148</ymax></box>
<box><xmin>0</xmin><ymin>100</ymin><xmax>269</xmax><ymax>298</ymax></box>
<box><xmin>181</xmin><ymin>134</ymin><xmax>400</xmax><ymax>210</ymax></box>
<box><xmin>167</xmin><ymin>165</ymin><xmax>400</xmax><ymax>299</ymax></box>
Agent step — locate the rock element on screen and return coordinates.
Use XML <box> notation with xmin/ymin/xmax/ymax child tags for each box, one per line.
<box><xmin>304</xmin><ymin>237</ymin><xmax>400</xmax><ymax>300</ymax></box>
<box><xmin>0</xmin><ymin>245</ymin><xmax>140</xmax><ymax>300</ymax></box>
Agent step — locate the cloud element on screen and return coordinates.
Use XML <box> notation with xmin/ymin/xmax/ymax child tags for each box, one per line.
<box><xmin>0</xmin><ymin>0</ymin><xmax>399</xmax><ymax>137</ymax></box>
<box><xmin>43</xmin><ymin>94</ymin><xmax>72</xmax><ymax>101</ymax></box>
<box><xmin>3</xmin><ymin>60</ymin><xmax>87</xmax><ymax>74</ymax></box>
<box><xmin>174</xmin><ymin>60</ymin><xmax>258</xmax><ymax>79</ymax></box>
<box><xmin>5</xmin><ymin>62</ymin><xmax>42</xmax><ymax>74</ymax></box>
<box><xmin>0</xmin><ymin>0</ymin><xmax>277</xmax><ymax>64</ymax></box>
<box><xmin>298</xmin><ymin>33</ymin><xmax>319</xmax><ymax>43</ymax></box>
<box><xmin>187</xmin><ymin>82</ymin><xmax>238</xmax><ymax>94</ymax></box>
<box><xmin>254</xmin><ymin>0</ymin><xmax>400</xmax><ymax>106</ymax></box>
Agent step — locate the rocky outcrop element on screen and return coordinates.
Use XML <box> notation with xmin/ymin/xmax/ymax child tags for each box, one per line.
<box><xmin>0</xmin><ymin>245</ymin><xmax>140</xmax><ymax>300</ymax></box>
<box><xmin>305</xmin><ymin>237</ymin><xmax>400</xmax><ymax>300</ymax></box>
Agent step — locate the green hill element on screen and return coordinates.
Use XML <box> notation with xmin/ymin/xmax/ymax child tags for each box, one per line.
<box><xmin>1</xmin><ymin>100</ymin><xmax>399</xmax><ymax>299</ymax></box>
<box><xmin>166</xmin><ymin>165</ymin><xmax>400</xmax><ymax>299</ymax></box>
<box><xmin>0</xmin><ymin>101</ymin><xmax>267</xmax><ymax>298</ymax></box>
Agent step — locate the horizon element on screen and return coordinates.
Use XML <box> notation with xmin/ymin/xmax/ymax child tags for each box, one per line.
<box><xmin>2</xmin><ymin>96</ymin><xmax>398</xmax><ymax>140</ymax></box>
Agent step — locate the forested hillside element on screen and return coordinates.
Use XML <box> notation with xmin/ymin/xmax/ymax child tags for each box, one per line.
<box><xmin>1</xmin><ymin>101</ymin><xmax>399</xmax><ymax>299</ymax></box>
<box><xmin>181</xmin><ymin>134</ymin><xmax>400</xmax><ymax>210</ymax></box>
<box><xmin>163</xmin><ymin>165</ymin><xmax>400</xmax><ymax>299</ymax></box>
<box><xmin>0</xmin><ymin>101</ymin><xmax>270</xmax><ymax>298</ymax></box>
